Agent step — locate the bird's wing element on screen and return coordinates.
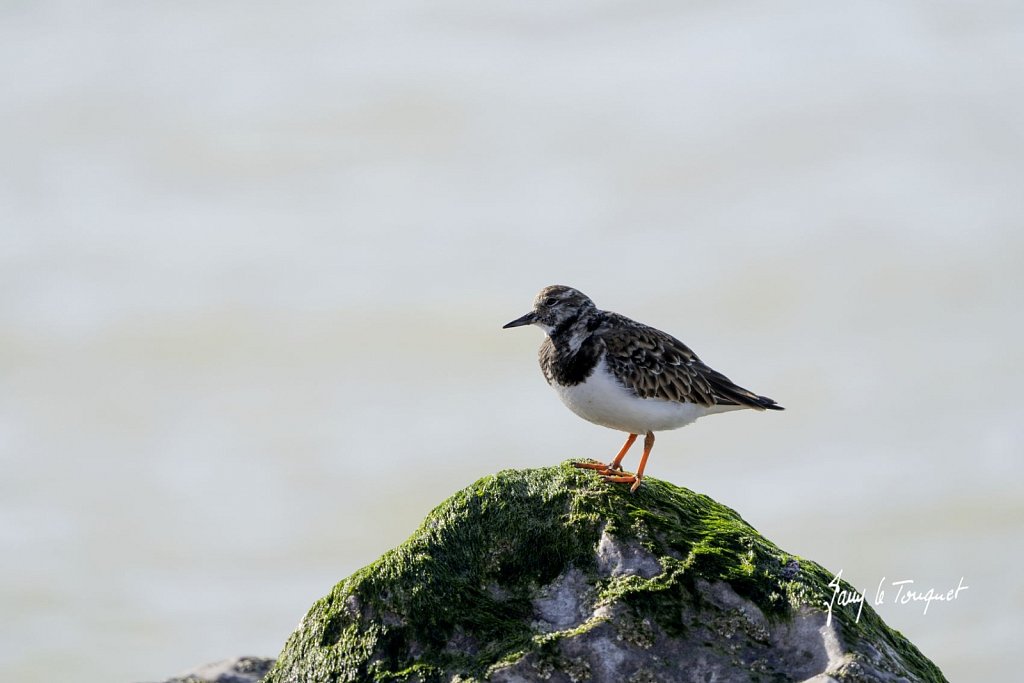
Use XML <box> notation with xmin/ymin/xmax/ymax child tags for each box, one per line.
<box><xmin>599</xmin><ymin>313</ymin><xmax>779</xmax><ymax>410</ymax></box>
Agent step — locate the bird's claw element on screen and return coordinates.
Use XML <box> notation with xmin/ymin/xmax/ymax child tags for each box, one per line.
<box><xmin>599</xmin><ymin>471</ymin><xmax>643</xmax><ymax>493</ymax></box>
<box><xmin>572</xmin><ymin>460</ymin><xmax>621</xmax><ymax>474</ymax></box>
<box><xmin>574</xmin><ymin>460</ymin><xmax>641</xmax><ymax>491</ymax></box>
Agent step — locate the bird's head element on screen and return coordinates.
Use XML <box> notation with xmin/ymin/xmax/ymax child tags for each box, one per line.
<box><xmin>502</xmin><ymin>285</ymin><xmax>597</xmax><ymax>335</ymax></box>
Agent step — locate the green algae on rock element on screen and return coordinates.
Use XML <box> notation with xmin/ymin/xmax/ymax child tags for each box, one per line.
<box><xmin>264</xmin><ymin>463</ymin><xmax>946</xmax><ymax>683</ymax></box>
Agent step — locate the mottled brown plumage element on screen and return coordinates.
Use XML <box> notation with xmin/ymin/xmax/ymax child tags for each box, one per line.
<box><xmin>599</xmin><ymin>311</ymin><xmax>781</xmax><ymax>410</ymax></box>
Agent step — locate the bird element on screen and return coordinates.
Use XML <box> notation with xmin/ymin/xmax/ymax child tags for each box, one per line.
<box><xmin>503</xmin><ymin>285</ymin><xmax>783</xmax><ymax>492</ymax></box>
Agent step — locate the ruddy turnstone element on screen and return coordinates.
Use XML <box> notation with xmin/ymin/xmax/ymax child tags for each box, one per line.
<box><xmin>503</xmin><ymin>285</ymin><xmax>783</xmax><ymax>492</ymax></box>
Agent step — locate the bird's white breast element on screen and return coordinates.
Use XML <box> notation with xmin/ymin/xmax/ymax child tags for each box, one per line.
<box><xmin>552</xmin><ymin>358</ymin><xmax>741</xmax><ymax>434</ymax></box>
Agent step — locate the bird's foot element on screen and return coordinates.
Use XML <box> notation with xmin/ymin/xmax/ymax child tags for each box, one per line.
<box><xmin>572</xmin><ymin>460</ymin><xmax>622</xmax><ymax>475</ymax></box>
<box><xmin>600</xmin><ymin>471</ymin><xmax>643</xmax><ymax>493</ymax></box>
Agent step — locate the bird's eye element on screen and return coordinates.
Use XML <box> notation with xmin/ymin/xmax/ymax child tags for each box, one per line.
<box><xmin>544</xmin><ymin>297</ymin><xmax>557</xmax><ymax>306</ymax></box>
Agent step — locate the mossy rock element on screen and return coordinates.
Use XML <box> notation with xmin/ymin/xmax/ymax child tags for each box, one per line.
<box><xmin>264</xmin><ymin>462</ymin><xmax>946</xmax><ymax>682</ymax></box>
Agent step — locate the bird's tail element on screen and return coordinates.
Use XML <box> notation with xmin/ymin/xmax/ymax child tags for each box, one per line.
<box><xmin>754</xmin><ymin>394</ymin><xmax>784</xmax><ymax>411</ymax></box>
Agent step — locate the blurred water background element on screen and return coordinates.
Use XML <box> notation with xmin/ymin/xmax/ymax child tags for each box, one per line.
<box><xmin>2</xmin><ymin>1</ymin><xmax>1023</xmax><ymax>680</ymax></box>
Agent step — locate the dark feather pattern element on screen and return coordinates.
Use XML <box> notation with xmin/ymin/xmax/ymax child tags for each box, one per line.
<box><xmin>539</xmin><ymin>333</ymin><xmax>601</xmax><ymax>387</ymax></box>
<box><xmin>540</xmin><ymin>309</ymin><xmax>782</xmax><ymax>410</ymax></box>
<box><xmin>599</xmin><ymin>312</ymin><xmax>781</xmax><ymax>410</ymax></box>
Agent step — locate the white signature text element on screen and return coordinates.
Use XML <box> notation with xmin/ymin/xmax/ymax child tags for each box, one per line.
<box><xmin>825</xmin><ymin>570</ymin><xmax>968</xmax><ymax>625</ymax></box>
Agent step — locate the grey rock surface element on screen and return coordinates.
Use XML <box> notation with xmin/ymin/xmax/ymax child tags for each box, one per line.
<box><xmin>152</xmin><ymin>656</ymin><xmax>275</xmax><ymax>683</ymax></box>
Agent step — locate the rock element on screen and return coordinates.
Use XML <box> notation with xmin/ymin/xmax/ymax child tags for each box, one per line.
<box><xmin>264</xmin><ymin>463</ymin><xmax>947</xmax><ymax>682</ymax></box>
<box><xmin>153</xmin><ymin>656</ymin><xmax>276</xmax><ymax>683</ymax></box>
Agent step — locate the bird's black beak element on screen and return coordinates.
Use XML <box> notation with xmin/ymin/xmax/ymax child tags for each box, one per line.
<box><xmin>502</xmin><ymin>311</ymin><xmax>536</xmax><ymax>329</ymax></box>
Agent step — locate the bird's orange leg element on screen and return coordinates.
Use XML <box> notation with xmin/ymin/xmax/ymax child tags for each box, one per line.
<box><xmin>601</xmin><ymin>431</ymin><xmax>655</xmax><ymax>493</ymax></box>
<box><xmin>573</xmin><ymin>433</ymin><xmax>637</xmax><ymax>473</ymax></box>
<box><xmin>608</xmin><ymin>433</ymin><xmax>638</xmax><ymax>472</ymax></box>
